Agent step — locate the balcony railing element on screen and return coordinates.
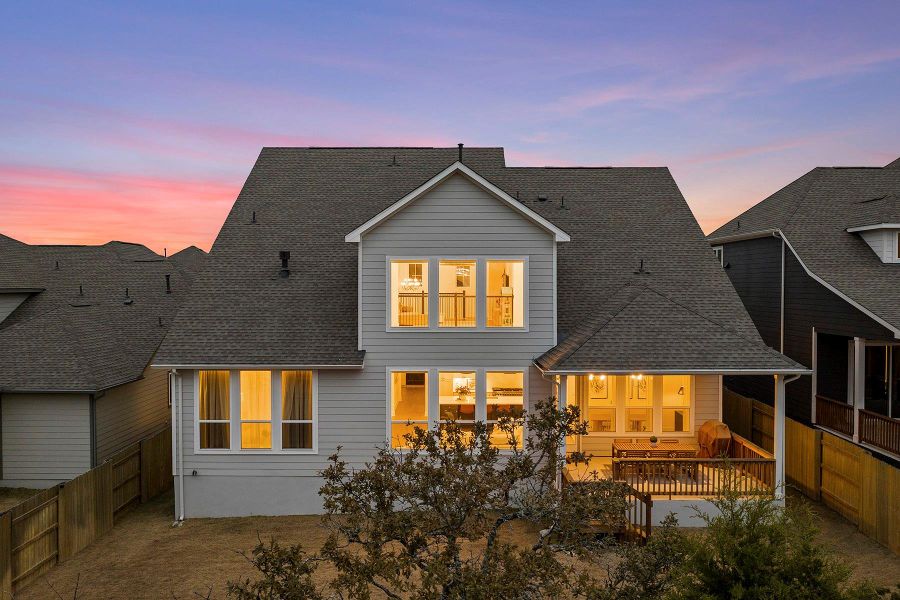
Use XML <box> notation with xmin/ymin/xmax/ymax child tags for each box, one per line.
<box><xmin>487</xmin><ymin>295</ymin><xmax>514</xmax><ymax>327</ymax></box>
<box><xmin>815</xmin><ymin>394</ymin><xmax>854</xmax><ymax>437</ymax></box>
<box><xmin>859</xmin><ymin>409</ymin><xmax>900</xmax><ymax>456</ymax></box>
<box><xmin>439</xmin><ymin>293</ymin><xmax>475</xmax><ymax>327</ymax></box>
<box><xmin>397</xmin><ymin>292</ymin><xmax>428</xmax><ymax>327</ymax></box>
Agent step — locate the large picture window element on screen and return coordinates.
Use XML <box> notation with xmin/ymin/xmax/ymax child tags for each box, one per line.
<box><xmin>199</xmin><ymin>370</ymin><xmax>230</xmax><ymax>449</ymax></box>
<box><xmin>391</xmin><ymin>260</ymin><xmax>428</xmax><ymax>327</ymax></box>
<box><xmin>196</xmin><ymin>369</ymin><xmax>317</xmax><ymax>453</ymax></box>
<box><xmin>439</xmin><ymin>260</ymin><xmax>476</xmax><ymax>327</ymax></box>
<box><xmin>486</xmin><ymin>371</ymin><xmax>524</xmax><ymax>448</ymax></box>
<box><xmin>625</xmin><ymin>375</ymin><xmax>653</xmax><ymax>433</ymax></box>
<box><xmin>439</xmin><ymin>371</ymin><xmax>477</xmax><ymax>436</ymax></box>
<box><xmin>390</xmin><ymin>371</ymin><xmax>428</xmax><ymax>447</ymax></box>
<box><xmin>662</xmin><ymin>375</ymin><xmax>691</xmax><ymax>432</ymax></box>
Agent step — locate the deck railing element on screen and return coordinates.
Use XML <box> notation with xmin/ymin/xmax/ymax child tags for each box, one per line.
<box><xmin>438</xmin><ymin>293</ymin><xmax>475</xmax><ymax>327</ymax></box>
<box><xmin>397</xmin><ymin>292</ymin><xmax>428</xmax><ymax>327</ymax></box>
<box><xmin>815</xmin><ymin>394</ymin><xmax>854</xmax><ymax>437</ymax></box>
<box><xmin>859</xmin><ymin>409</ymin><xmax>900</xmax><ymax>456</ymax></box>
<box><xmin>611</xmin><ymin>457</ymin><xmax>774</xmax><ymax>498</ymax></box>
<box><xmin>623</xmin><ymin>484</ymin><xmax>653</xmax><ymax>542</ymax></box>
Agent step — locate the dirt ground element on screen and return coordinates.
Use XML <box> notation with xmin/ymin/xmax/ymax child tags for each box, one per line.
<box><xmin>15</xmin><ymin>490</ymin><xmax>900</xmax><ymax>599</ymax></box>
<box><xmin>0</xmin><ymin>487</ymin><xmax>41</xmax><ymax>512</ymax></box>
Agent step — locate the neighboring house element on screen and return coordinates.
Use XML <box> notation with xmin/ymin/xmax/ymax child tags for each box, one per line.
<box><xmin>0</xmin><ymin>236</ymin><xmax>205</xmax><ymax>486</ymax></box>
<box><xmin>708</xmin><ymin>157</ymin><xmax>900</xmax><ymax>462</ymax></box>
<box><xmin>154</xmin><ymin>146</ymin><xmax>806</xmax><ymax>521</ymax></box>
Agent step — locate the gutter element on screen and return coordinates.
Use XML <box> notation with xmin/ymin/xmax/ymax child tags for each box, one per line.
<box><xmin>533</xmin><ymin>362</ymin><xmax>811</xmax><ymax>377</ymax></box>
<box><xmin>152</xmin><ymin>363</ymin><xmax>364</xmax><ymax>370</ymax></box>
<box><xmin>707</xmin><ymin>228</ymin><xmax>779</xmax><ymax>245</ymax></box>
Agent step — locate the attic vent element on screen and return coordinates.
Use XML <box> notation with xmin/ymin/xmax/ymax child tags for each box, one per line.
<box><xmin>279</xmin><ymin>251</ymin><xmax>291</xmax><ymax>278</ymax></box>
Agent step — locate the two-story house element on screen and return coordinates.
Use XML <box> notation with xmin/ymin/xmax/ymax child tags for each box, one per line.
<box><xmin>153</xmin><ymin>146</ymin><xmax>806</xmax><ymax>521</ymax></box>
<box><xmin>708</xmin><ymin>157</ymin><xmax>900</xmax><ymax>462</ymax></box>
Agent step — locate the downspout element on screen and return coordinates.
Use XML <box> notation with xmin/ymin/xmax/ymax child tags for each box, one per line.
<box><xmin>170</xmin><ymin>369</ymin><xmax>185</xmax><ymax>524</ymax></box>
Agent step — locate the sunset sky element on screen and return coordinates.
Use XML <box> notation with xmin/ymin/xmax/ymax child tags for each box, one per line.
<box><xmin>2</xmin><ymin>1</ymin><xmax>899</xmax><ymax>254</ymax></box>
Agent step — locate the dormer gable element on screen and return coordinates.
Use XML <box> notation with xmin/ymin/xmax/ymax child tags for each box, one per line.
<box><xmin>847</xmin><ymin>222</ymin><xmax>900</xmax><ymax>264</ymax></box>
<box><xmin>344</xmin><ymin>161</ymin><xmax>571</xmax><ymax>243</ymax></box>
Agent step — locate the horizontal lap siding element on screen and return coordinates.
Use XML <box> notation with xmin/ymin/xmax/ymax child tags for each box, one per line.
<box><xmin>181</xmin><ymin>174</ymin><xmax>558</xmax><ymax>479</ymax></box>
<box><xmin>94</xmin><ymin>367</ymin><xmax>170</xmax><ymax>462</ymax></box>
<box><xmin>1</xmin><ymin>394</ymin><xmax>91</xmax><ymax>482</ymax></box>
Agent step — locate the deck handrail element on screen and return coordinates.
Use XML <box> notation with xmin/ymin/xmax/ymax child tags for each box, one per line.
<box><xmin>815</xmin><ymin>394</ymin><xmax>854</xmax><ymax>437</ymax></box>
<box><xmin>859</xmin><ymin>409</ymin><xmax>900</xmax><ymax>456</ymax></box>
<box><xmin>612</xmin><ymin>456</ymin><xmax>775</xmax><ymax>499</ymax></box>
<box><xmin>730</xmin><ymin>432</ymin><xmax>773</xmax><ymax>459</ymax></box>
<box><xmin>622</xmin><ymin>484</ymin><xmax>652</xmax><ymax>542</ymax></box>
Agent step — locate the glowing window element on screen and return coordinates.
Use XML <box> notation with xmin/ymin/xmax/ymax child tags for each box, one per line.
<box><xmin>240</xmin><ymin>371</ymin><xmax>271</xmax><ymax>449</ymax></box>
<box><xmin>390</xmin><ymin>371</ymin><xmax>428</xmax><ymax>447</ymax></box>
<box><xmin>282</xmin><ymin>370</ymin><xmax>314</xmax><ymax>449</ymax></box>
<box><xmin>662</xmin><ymin>375</ymin><xmax>691</xmax><ymax>432</ymax></box>
<box><xmin>486</xmin><ymin>371</ymin><xmax>524</xmax><ymax>448</ymax></box>
<box><xmin>439</xmin><ymin>260</ymin><xmax>476</xmax><ymax>327</ymax></box>
<box><xmin>587</xmin><ymin>374</ymin><xmax>615</xmax><ymax>433</ymax></box>
<box><xmin>438</xmin><ymin>371</ymin><xmax>477</xmax><ymax>439</ymax></box>
<box><xmin>625</xmin><ymin>375</ymin><xmax>652</xmax><ymax>433</ymax></box>
<box><xmin>390</xmin><ymin>260</ymin><xmax>428</xmax><ymax>327</ymax></box>
<box><xmin>486</xmin><ymin>260</ymin><xmax>524</xmax><ymax>327</ymax></box>
<box><xmin>199</xmin><ymin>370</ymin><xmax>230</xmax><ymax>449</ymax></box>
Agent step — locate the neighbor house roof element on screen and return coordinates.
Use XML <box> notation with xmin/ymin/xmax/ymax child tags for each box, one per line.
<box><xmin>155</xmin><ymin>147</ymin><xmax>803</xmax><ymax>374</ymax></box>
<box><xmin>0</xmin><ymin>237</ymin><xmax>206</xmax><ymax>392</ymax></box>
<box><xmin>708</xmin><ymin>157</ymin><xmax>900</xmax><ymax>336</ymax></box>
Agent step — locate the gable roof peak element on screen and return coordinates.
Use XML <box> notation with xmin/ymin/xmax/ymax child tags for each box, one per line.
<box><xmin>344</xmin><ymin>161</ymin><xmax>571</xmax><ymax>243</ymax></box>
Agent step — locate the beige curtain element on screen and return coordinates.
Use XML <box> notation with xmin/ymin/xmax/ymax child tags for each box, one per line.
<box><xmin>282</xmin><ymin>370</ymin><xmax>312</xmax><ymax>448</ymax></box>
<box><xmin>199</xmin><ymin>370</ymin><xmax>230</xmax><ymax>448</ymax></box>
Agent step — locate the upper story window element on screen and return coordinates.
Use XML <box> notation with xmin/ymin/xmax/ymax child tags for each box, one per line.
<box><xmin>439</xmin><ymin>260</ymin><xmax>476</xmax><ymax>327</ymax></box>
<box><xmin>197</xmin><ymin>369</ymin><xmax>317</xmax><ymax>452</ymax></box>
<box><xmin>712</xmin><ymin>246</ymin><xmax>724</xmax><ymax>266</ymax></box>
<box><xmin>391</xmin><ymin>260</ymin><xmax>428</xmax><ymax>328</ymax></box>
<box><xmin>486</xmin><ymin>260</ymin><xmax>524</xmax><ymax>327</ymax></box>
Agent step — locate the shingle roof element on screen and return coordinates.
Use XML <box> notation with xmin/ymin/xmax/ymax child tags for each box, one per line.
<box><xmin>709</xmin><ymin>157</ymin><xmax>900</xmax><ymax>334</ymax></box>
<box><xmin>0</xmin><ymin>238</ymin><xmax>206</xmax><ymax>392</ymax></box>
<box><xmin>155</xmin><ymin>146</ymin><xmax>797</xmax><ymax>373</ymax></box>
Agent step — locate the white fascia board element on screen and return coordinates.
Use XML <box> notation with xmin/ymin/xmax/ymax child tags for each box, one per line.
<box><xmin>535</xmin><ymin>365</ymin><xmax>812</xmax><ymax>376</ymax></box>
<box><xmin>707</xmin><ymin>228</ymin><xmax>779</xmax><ymax>245</ymax></box>
<box><xmin>150</xmin><ymin>363</ymin><xmax>364</xmax><ymax>370</ymax></box>
<box><xmin>344</xmin><ymin>161</ymin><xmax>571</xmax><ymax>243</ymax></box>
<box><xmin>845</xmin><ymin>223</ymin><xmax>900</xmax><ymax>233</ymax></box>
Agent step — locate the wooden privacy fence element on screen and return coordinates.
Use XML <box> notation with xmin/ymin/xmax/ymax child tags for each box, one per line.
<box><xmin>0</xmin><ymin>426</ymin><xmax>172</xmax><ymax>594</ymax></box>
<box><xmin>722</xmin><ymin>389</ymin><xmax>774</xmax><ymax>452</ymax></box>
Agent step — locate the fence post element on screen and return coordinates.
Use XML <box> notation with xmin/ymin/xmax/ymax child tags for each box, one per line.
<box><xmin>0</xmin><ymin>511</ymin><xmax>11</xmax><ymax>597</ymax></box>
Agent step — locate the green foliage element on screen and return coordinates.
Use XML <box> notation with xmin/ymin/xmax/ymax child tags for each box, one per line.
<box><xmin>669</xmin><ymin>480</ymin><xmax>885</xmax><ymax>600</ymax></box>
<box><xmin>227</xmin><ymin>537</ymin><xmax>323</xmax><ymax>600</ymax></box>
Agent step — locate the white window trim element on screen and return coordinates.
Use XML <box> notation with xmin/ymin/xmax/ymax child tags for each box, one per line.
<box><xmin>712</xmin><ymin>245</ymin><xmax>724</xmax><ymax>266</ymax></box>
<box><xmin>572</xmin><ymin>374</ymin><xmax>696</xmax><ymax>438</ymax></box>
<box><xmin>386</xmin><ymin>366</ymin><xmax>529</xmax><ymax>449</ymax></box>
<box><xmin>385</xmin><ymin>256</ymin><xmax>530</xmax><ymax>332</ymax></box>
<box><xmin>194</xmin><ymin>369</ymin><xmax>319</xmax><ymax>455</ymax></box>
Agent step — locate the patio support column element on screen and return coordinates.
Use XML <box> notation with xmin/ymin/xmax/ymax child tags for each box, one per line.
<box><xmin>853</xmin><ymin>337</ymin><xmax>865</xmax><ymax>443</ymax></box>
<box><xmin>556</xmin><ymin>375</ymin><xmax>567</xmax><ymax>489</ymax></box>
<box><xmin>773</xmin><ymin>374</ymin><xmax>786</xmax><ymax>500</ymax></box>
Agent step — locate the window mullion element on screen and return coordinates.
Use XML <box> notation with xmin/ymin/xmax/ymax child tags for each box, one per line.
<box><xmin>476</xmin><ymin>258</ymin><xmax>486</xmax><ymax>329</ymax></box>
<box><xmin>475</xmin><ymin>369</ymin><xmax>486</xmax><ymax>422</ymax></box>
<box><xmin>273</xmin><ymin>370</ymin><xmax>282</xmax><ymax>452</ymax></box>
<box><xmin>230</xmin><ymin>370</ymin><xmax>240</xmax><ymax>451</ymax></box>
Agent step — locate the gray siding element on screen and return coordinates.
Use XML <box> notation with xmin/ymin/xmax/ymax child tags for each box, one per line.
<box><xmin>95</xmin><ymin>367</ymin><xmax>170</xmax><ymax>462</ymax></box>
<box><xmin>1</xmin><ymin>393</ymin><xmax>91</xmax><ymax>486</ymax></box>
<box><xmin>178</xmin><ymin>174</ymin><xmax>558</xmax><ymax>486</ymax></box>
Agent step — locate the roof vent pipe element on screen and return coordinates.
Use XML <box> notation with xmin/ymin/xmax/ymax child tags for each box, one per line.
<box><xmin>79</xmin><ymin>284</ymin><xmax>84</xmax><ymax>296</ymax></box>
<box><xmin>458</xmin><ymin>143</ymin><xmax>463</xmax><ymax>162</ymax></box>
<box><xmin>55</xmin><ymin>260</ymin><xmax>60</xmax><ymax>270</ymax></box>
<box><xmin>279</xmin><ymin>251</ymin><xmax>291</xmax><ymax>278</ymax></box>
<box><xmin>251</xmin><ymin>211</ymin><xmax>257</xmax><ymax>224</ymax></box>
<box><xmin>165</xmin><ymin>274</ymin><xmax>172</xmax><ymax>293</ymax></box>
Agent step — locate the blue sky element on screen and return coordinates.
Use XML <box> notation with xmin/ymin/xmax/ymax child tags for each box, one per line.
<box><xmin>1</xmin><ymin>1</ymin><xmax>898</xmax><ymax>252</ymax></box>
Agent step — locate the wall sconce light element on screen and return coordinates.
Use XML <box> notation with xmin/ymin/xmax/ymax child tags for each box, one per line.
<box><xmin>677</xmin><ymin>386</ymin><xmax>685</xmax><ymax>396</ymax></box>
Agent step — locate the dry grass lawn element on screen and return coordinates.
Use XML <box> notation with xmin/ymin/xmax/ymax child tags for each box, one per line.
<box><xmin>14</xmin><ymin>490</ymin><xmax>900</xmax><ymax>599</ymax></box>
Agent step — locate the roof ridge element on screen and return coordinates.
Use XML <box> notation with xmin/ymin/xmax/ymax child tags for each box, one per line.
<box><xmin>780</xmin><ymin>168</ymin><xmax>823</xmax><ymax>233</ymax></box>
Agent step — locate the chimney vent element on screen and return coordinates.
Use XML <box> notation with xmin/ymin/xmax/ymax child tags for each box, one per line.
<box><xmin>458</xmin><ymin>143</ymin><xmax>463</xmax><ymax>162</ymax></box>
<box><xmin>279</xmin><ymin>251</ymin><xmax>291</xmax><ymax>278</ymax></box>
<box><xmin>251</xmin><ymin>210</ymin><xmax>257</xmax><ymax>224</ymax></box>
<box><xmin>55</xmin><ymin>260</ymin><xmax>60</xmax><ymax>270</ymax></box>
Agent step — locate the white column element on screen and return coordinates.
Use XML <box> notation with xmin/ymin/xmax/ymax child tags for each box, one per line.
<box><xmin>853</xmin><ymin>337</ymin><xmax>865</xmax><ymax>442</ymax></box>
<box><xmin>556</xmin><ymin>376</ymin><xmax>567</xmax><ymax>489</ymax></box>
<box><xmin>774</xmin><ymin>374</ymin><xmax>786</xmax><ymax>500</ymax></box>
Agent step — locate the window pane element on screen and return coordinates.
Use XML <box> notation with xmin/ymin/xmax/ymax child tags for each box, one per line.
<box><xmin>439</xmin><ymin>260</ymin><xmax>476</xmax><ymax>327</ymax></box>
<box><xmin>488</xmin><ymin>423</ymin><xmax>523</xmax><ymax>449</ymax></box>
<box><xmin>626</xmin><ymin>408</ymin><xmax>652</xmax><ymax>432</ymax></box>
<box><xmin>282</xmin><ymin>370</ymin><xmax>313</xmax><ymax>420</ymax></box>
<box><xmin>282</xmin><ymin>423</ymin><xmax>313</xmax><ymax>449</ymax></box>
<box><xmin>391</xmin><ymin>372</ymin><xmax>428</xmax><ymax>422</ymax></box>
<box><xmin>240</xmin><ymin>371</ymin><xmax>272</xmax><ymax>420</ymax></box>
<box><xmin>486</xmin><ymin>371</ymin><xmax>524</xmax><ymax>420</ymax></box>
<box><xmin>391</xmin><ymin>260</ymin><xmax>428</xmax><ymax>327</ymax></box>
<box><xmin>663</xmin><ymin>408</ymin><xmax>690</xmax><ymax>432</ymax></box>
<box><xmin>200</xmin><ymin>423</ymin><xmax>230</xmax><ymax>449</ymax></box>
<box><xmin>438</xmin><ymin>371</ymin><xmax>476</xmax><ymax>421</ymax></box>
<box><xmin>199</xmin><ymin>370</ymin><xmax>230</xmax><ymax>420</ymax></box>
<box><xmin>662</xmin><ymin>375</ymin><xmax>690</xmax><ymax>407</ymax></box>
<box><xmin>241</xmin><ymin>423</ymin><xmax>272</xmax><ymax>449</ymax></box>
<box><xmin>487</xmin><ymin>260</ymin><xmax>524</xmax><ymax>327</ymax></box>
<box><xmin>586</xmin><ymin>374</ymin><xmax>615</xmax><ymax>432</ymax></box>
<box><xmin>391</xmin><ymin>423</ymin><xmax>426</xmax><ymax>447</ymax></box>
<box><xmin>588</xmin><ymin>408</ymin><xmax>616</xmax><ymax>432</ymax></box>
<box><xmin>626</xmin><ymin>375</ymin><xmax>652</xmax><ymax>406</ymax></box>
